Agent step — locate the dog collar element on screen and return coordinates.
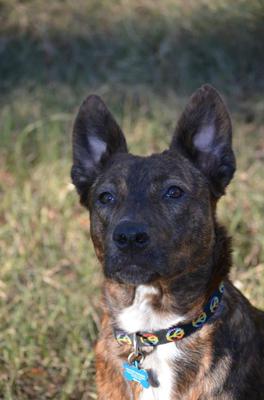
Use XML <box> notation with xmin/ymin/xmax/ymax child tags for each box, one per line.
<box><xmin>114</xmin><ymin>281</ymin><xmax>224</xmax><ymax>348</ymax></box>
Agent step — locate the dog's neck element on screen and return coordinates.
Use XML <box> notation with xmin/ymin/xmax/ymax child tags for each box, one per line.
<box><xmin>117</xmin><ymin>285</ymin><xmax>184</xmax><ymax>333</ymax></box>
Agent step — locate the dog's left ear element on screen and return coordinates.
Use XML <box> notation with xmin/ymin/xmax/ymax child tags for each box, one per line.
<box><xmin>71</xmin><ymin>95</ymin><xmax>127</xmax><ymax>203</ymax></box>
<box><xmin>170</xmin><ymin>84</ymin><xmax>236</xmax><ymax>197</ymax></box>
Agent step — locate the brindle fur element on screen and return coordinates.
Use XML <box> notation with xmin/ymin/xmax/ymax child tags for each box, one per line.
<box><xmin>71</xmin><ymin>85</ymin><xmax>264</xmax><ymax>399</ymax></box>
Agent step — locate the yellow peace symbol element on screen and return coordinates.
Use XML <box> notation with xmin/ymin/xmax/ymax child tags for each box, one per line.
<box><xmin>166</xmin><ymin>327</ymin><xmax>185</xmax><ymax>341</ymax></box>
<box><xmin>192</xmin><ymin>312</ymin><xmax>207</xmax><ymax>328</ymax></box>
<box><xmin>210</xmin><ymin>296</ymin><xmax>219</xmax><ymax>313</ymax></box>
<box><xmin>117</xmin><ymin>334</ymin><xmax>132</xmax><ymax>345</ymax></box>
<box><xmin>219</xmin><ymin>282</ymin><xmax>224</xmax><ymax>293</ymax></box>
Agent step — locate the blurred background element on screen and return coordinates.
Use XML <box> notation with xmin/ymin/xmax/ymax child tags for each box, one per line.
<box><xmin>0</xmin><ymin>0</ymin><xmax>264</xmax><ymax>398</ymax></box>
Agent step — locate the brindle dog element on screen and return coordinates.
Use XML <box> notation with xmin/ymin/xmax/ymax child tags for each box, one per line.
<box><xmin>71</xmin><ymin>85</ymin><xmax>264</xmax><ymax>400</ymax></box>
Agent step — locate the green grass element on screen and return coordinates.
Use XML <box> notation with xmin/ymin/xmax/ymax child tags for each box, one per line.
<box><xmin>0</xmin><ymin>0</ymin><xmax>264</xmax><ymax>398</ymax></box>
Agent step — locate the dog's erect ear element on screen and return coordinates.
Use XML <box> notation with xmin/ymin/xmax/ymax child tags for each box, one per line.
<box><xmin>71</xmin><ymin>95</ymin><xmax>127</xmax><ymax>201</ymax></box>
<box><xmin>170</xmin><ymin>84</ymin><xmax>236</xmax><ymax>197</ymax></box>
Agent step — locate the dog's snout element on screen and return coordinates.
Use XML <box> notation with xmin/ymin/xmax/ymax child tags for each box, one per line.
<box><xmin>113</xmin><ymin>221</ymin><xmax>150</xmax><ymax>251</ymax></box>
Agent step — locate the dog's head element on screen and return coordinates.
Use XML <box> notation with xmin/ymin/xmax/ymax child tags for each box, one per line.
<box><xmin>71</xmin><ymin>85</ymin><xmax>235</xmax><ymax>285</ymax></box>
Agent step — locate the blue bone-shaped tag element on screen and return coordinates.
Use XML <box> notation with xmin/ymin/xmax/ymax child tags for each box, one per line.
<box><xmin>123</xmin><ymin>362</ymin><xmax>150</xmax><ymax>389</ymax></box>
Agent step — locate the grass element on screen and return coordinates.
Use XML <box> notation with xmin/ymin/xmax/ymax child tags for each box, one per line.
<box><xmin>0</xmin><ymin>0</ymin><xmax>264</xmax><ymax>398</ymax></box>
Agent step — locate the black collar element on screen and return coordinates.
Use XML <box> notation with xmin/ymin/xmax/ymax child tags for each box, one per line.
<box><xmin>114</xmin><ymin>281</ymin><xmax>224</xmax><ymax>348</ymax></box>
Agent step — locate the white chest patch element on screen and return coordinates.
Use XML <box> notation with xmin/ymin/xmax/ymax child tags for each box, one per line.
<box><xmin>118</xmin><ymin>285</ymin><xmax>184</xmax><ymax>400</ymax></box>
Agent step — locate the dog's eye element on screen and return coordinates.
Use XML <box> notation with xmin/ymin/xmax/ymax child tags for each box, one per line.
<box><xmin>164</xmin><ymin>186</ymin><xmax>183</xmax><ymax>199</ymax></box>
<box><xmin>98</xmin><ymin>191</ymin><xmax>115</xmax><ymax>205</ymax></box>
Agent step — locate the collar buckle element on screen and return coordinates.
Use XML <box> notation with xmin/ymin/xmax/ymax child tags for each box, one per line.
<box><xmin>127</xmin><ymin>333</ymin><xmax>144</xmax><ymax>365</ymax></box>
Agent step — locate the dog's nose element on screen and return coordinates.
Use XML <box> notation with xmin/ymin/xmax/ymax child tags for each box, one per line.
<box><xmin>113</xmin><ymin>221</ymin><xmax>150</xmax><ymax>251</ymax></box>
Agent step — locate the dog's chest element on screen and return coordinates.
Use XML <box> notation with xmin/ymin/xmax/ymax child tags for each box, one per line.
<box><xmin>118</xmin><ymin>285</ymin><xmax>183</xmax><ymax>400</ymax></box>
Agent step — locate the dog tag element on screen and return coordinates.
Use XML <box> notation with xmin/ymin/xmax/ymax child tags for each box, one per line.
<box><xmin>123</xmin><ymin>362</ymin><xmax>150</xmax><ymax>389</ymax></box>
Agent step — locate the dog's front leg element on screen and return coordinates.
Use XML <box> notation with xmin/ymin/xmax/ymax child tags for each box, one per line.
<box><xmin>95</xmin><ymin>337</ymin><xmax>138</xmax><ymax>400</ymax></box>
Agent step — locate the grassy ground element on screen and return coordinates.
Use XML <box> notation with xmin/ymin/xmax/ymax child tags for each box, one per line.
<box><xmin>0</xmin><ymin>0</ymin><xmax>264</xmax><ymax>398</ymax></box>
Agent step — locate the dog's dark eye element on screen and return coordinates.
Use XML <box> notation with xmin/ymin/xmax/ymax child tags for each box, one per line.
<box><xmin>164</xmin><ymin>186</ymin><xmax>183</xmax><ymax>199</ymax></box>
<box><xmin>98</xmin><ymin>192</ymin><xmax>115</xmax><ymax>205</ymax></box>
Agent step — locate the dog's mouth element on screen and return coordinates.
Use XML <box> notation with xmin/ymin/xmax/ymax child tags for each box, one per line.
<box><xmin>103</xmin><ymin>252</ymin><xmax>165</xmax><ymax>285</ymax></box>
<box><xmin>107</xmin><ymin>264</ymin><xmax>160</xmax><ymax>285</ymax></box>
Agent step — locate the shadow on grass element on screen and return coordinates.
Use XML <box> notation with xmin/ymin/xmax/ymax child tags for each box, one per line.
<box><xmin>1</xmin><ymin>1</ymin><xmax>264</xmax><ymax>98</ymax></box>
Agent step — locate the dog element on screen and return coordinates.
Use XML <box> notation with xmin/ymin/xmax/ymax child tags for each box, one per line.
<box><xmin>71</xmin><ymin>85</ymin><xmax>264</xmax><ymax>399</ymax></box>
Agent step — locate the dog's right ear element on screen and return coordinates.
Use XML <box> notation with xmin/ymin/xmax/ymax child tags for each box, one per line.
<box><xmin>170</xmin><ymin>85</ymin><xmax>235</xmax><ymax>198</ymax></box>
<box><xmin>71</xmin><ymin>95</ymin><xmax>127</xmax><ymax>202</ymax></box>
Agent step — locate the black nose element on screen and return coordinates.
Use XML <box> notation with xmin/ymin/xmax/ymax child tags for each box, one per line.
<box><xmin>113</xmin><ymin>221</ymin><xmax>150</xmax><ymax>251</ymax></box>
